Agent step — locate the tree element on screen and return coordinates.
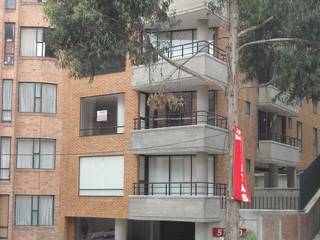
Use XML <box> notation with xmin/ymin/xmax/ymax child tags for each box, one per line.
<box><xmin>44</xmin><ymin>0</ymin><xmax>172</xmax><ymax>79</ymax></box>
<box><xmin>45</xmin><ymin>0</ymin><xmax>320</xmax><ymax>239</ymax></box>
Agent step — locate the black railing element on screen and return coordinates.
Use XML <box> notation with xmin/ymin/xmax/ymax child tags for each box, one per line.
<box><xmin>299</xmin><ymin>155</ymin><xmax>320</xmax><ymax>209</ymax></box>
<box><xmin>162</xmin><ymin>41</ymin><xmax>227</xmax><ymax>62</ymax></box>
<box><xmin>241</xmin><ymin>196</ymin><xmax>299</xmax><ymax>210</ymax></box>
<box><xmin>133</xmin><ymin>182</ymin><xmax>227</xmax><ymax>196</ymax></box>
<box><xmin>220</xmin><ymin>195</ymin><xmax>299</xmax><ymax>210</ymax></box>
<box><xmin>133</xmin><ymin>111</ymin><xmax>228</xmax><ymax>130</ymax></box>
<box><xmin>80</xmin><ymin>125</ymin><xmax>124</xmax><ymax>136</ymax></box>
<box><xmin>259</xmin><ymin>132</ymin><xmax>299</xmax><ymax>147</ymax></box>
<box><xmin>139</xmin><ymin>40</ymin><xmax>227</xmax><ymax>64</ymax></box>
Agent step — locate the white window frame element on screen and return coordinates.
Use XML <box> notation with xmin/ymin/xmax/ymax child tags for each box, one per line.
<box><xmin>79</xmin><ymin>155</ymin><xmax>124</xmax><ymax>196</ymax></box>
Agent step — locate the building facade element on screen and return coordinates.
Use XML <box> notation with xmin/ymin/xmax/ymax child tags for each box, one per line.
<box><xmin>0</xmin><ymin>0</ymin><xmax>319</xmax><ymax>240</ymax></box>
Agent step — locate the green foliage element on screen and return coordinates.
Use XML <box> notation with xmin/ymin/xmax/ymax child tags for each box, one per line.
<box><xmin>244</xmin><ymin>230</ymin><xmax>257</xmax><ymax>240</ymax></box>
<box><xmin>44</xmin><ymin>0</ymin><xmax>172</xmax><ymax>79</ymax></box>
<box><xmin>240</xmin><ymin>0</ymin><xmax>320</xmax><ymax>101</ymax></box>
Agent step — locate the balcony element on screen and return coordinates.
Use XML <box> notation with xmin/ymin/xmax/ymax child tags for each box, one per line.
<box><xmin>130</xmin><ymin>111</ymin><xmax>228</xmax><ymax>155</ymax></box>
<box><xmin>258</xmin><ymin>86</ymin><xmax>300</xmax><ymax>117</ymax></box>
<box><xmin>168</xmin><ymin>0</ymin><xmax>229</xmax><ymax>28</ymax></box>
<box><xmin>128</xmin><ymin>182</ymin><xmax>226</xmax><ymax>222</ymax></box>
<box><xmin>257</xmin><ymin>133</ymin><xmax>300</xmax><ymax>166</ymax></box>
<box><xmin>132</xmin><ymin>41</ymin><xmax>228</xmax><ymax>92</ymax></box>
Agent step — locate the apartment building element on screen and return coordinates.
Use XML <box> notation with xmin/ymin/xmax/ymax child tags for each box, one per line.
<box><xmin>0</xmin><ymin>0</ymin><xmax>320</xmax><ymax>240</ymax></box>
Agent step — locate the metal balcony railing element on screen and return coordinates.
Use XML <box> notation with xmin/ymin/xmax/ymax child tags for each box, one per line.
<box><xmin>139</xmin><ymin>40</ymin><xmax>227</xmax><ymax>64</ymax></box>
<box><xmin>133</xmin><ymin>181</ymin><xmax>227</xmax><ymax>196</ymax></box>
<box><xmin>133</xmin><ymin>111</ymin><xmax>228</xmax><ymax>130</ymax></box>
<box><xmin>259</xmin><ymin>132</ymin><xmax>299</xmax><ymax>147</ymax></box>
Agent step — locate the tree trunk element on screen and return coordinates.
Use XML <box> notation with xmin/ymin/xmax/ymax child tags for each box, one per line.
<box><xmin>225</xmin><ymin>0</ymin><xmax>240</xmax><ymax>239</ymax></box>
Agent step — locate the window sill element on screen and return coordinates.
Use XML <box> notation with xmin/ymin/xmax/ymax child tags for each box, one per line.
<box><xmin>19</xmin><ymin>56</ymin><xmax>57</xmax><ymax>62</ymax></box>
<box><xmin>0</xmin><ymin>179</ymin><xmax>11</xmax><ymax>183</ymax></box>
<box><xmin>16</xmin><ymin>112</ymin><xmax>57</xmax><ymax>118</ymax></box>
<box><xmin>79</xmin><ymin>132</ymin><xmax>125</xmax><ymax>137</ymax></box>
<box><xmin>14</xmin><ymin>225</ymin><xmax>55</xmax><ymax>229</ymax></box>
<box><xmin>20</xmin><ymin>2</ymin><xmax>46</xmax><ymax>6</ymax></box>
<box><xmin>16</xmin><ymin>169</ymin><xmax>56</xmax><ymax>172</ymax></box>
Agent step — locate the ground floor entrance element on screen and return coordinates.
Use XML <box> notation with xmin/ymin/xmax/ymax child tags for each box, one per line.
<box><xmin>128</xmin><ymin>220</ymin><xmax>195</xmax><ymax>240</ymax></box>
<box><xmin>73</xmin><ymin>218</ymin><xmax>198</xmax><ymax>240</ymax></box>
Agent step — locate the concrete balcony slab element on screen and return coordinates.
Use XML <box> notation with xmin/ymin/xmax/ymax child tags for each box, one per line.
<box><xmin>128</xmin><ymin>196</ymin><xmax>223</xmax><ymax>222</ymax></box>
<box><xmin>257</xmin><ymin>141</ymin><xmax>300</xmax><ymax>167</ymax></box>
<box><xmin>130</xmin><ymin>124</ymin><xmax>228</xmax><ymax>155</ymax></box>
<box><xmin>169</xmin><ymin>0</ymin><xmax>228</xmax><ymax>28</ymax></box>
<box><xmin>132</xmin><ymin>52</ymin><xmax>228</xmax><ymax>92</ymax></box>
<box><xmin>258</xmin><ymin>86</ymin><xmax>300</xmax><ymax>117</ymax></box>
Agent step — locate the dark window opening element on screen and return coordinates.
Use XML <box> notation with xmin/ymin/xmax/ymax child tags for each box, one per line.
<box><xmin>80</xmin><ymin>93</ymin><xmax>125</xmax><ymax>136</ymax></box>
<box><xmin>4</xmin><ymin>23</ymin><xmax>15</xmax><ymax>65</ymax></box>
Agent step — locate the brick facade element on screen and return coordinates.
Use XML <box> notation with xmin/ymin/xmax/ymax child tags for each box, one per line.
<box><xmin>0</xmin><ymin>2</ymin><xmax>319</xmax><ymax>240</ymax></box>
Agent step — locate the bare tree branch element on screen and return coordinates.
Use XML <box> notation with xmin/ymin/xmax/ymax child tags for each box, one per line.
<box><xmin>238</xmin><ymin>16</ymin><xmax>274</xmax><ymax>37</ymax></box>
<box><xmin>158</xmin><ymin>52</ymin><xmax>226</xmax><ymax>90</ymax></box>
<box><xmin>239</xmin><ymin>38</ymin><xmax>320</xmax><ymax>51</ymax></box>
<box><xmin>240</xmin><ymin>79</ymin><xmax>274</xmax><ymax>89</ymax></box>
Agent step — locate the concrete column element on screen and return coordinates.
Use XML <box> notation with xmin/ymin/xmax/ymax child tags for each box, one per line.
<box><xmin>269</xmin><ymin>164</ymin><xmax>279</xmax><ymax>188</ymax></box>
<box><xmin>195</xmin><ymin>222</ymin><xmax>208</xmax><ymax>240</ymax></box>
<box><xmin>264</xmin><ymin>172</ymin><xmax>270</xmax><ymax>188</ymax></box>
<box><xmin>115</xmin><ymin>219</ymin><xmax>128</xmax><ymax>240</ymax></box>
<box><xmin>197</xmin><ymin>19</ymin><xmax>209</xmax><ymax>53</ymax></box>
<box><xmin>287</xmin><ymin>167</ymin><xmax>296</xmax><ymax>188</ymax></box>
<box><xmin>194</xmin><ymin>152</ymin><xmax>208</xmax><ymax>195</ymax></box>
<box><xmin>197</xmin><ymin>85</ymin><xmax>208</xmax><ymax>124</ymax></box>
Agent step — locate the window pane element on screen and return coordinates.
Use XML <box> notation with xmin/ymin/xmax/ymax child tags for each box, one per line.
<box><xmin>80</xmin><ymin>94</ymin><xmax>124</xmax><ymax>136</ymax></box>
<box><xmin>0</xmin><ymin>138</ymin><xmax>11</xmax><ymax>180</ymax></box>
<box><xmin>79</xmin><ymin>156</ymin><xmax>124</xmax><ymax>196</ymax></box>
<box><xmin>20</xmin><ymin>28</ymin><xmax>37</xmax><ymax>56</ymax></box>
<box><xmin>19</xmin><ymin>83</ymin><xmax>35</xmax><ymax>112</ymax></box>
<box><xmin>2</xmin><ymin>80</ymin><xmax>13</xmax><ymax>121</ymax></box>
<box><xmin>15</xmin><ymin>196</ymin><xmax>32</xmax><ymax>226</ymax></box>
<box><xmin>38</xmin><ymin>196</ymin><xmax>53</xmax><ymax>226</ymax></box>
<box><xmin>41</xmin><ymin>84</ymin><xmax>56</xmax><ymax>113</ymax></box>
<box><xmin>0</xmin><ymin>195</ymin><xmax>9</xmax><ymax>239</ymax></box>
<box><xmin>17</xmin><ymin>139</ymin><xmax>33</xmax><ymax>168</ymax></box>
<box><xmin>6</xmin><ymin>0</ymin><xmax>16</xmax><ymax>9</ymax></box>
<box><xmin>171</xmin><ymin>30</ymin><xmax>193</xmax><ymax>58</ymax></box>
<box><xmin>40</xmin><ymin>140</ymin><xmax>55</xmax><ymax>169</ymax></box>
<box><xmin>4</xmin><ymin>23</ymin><xmax>15</xmax><ymax>65</ymax></box>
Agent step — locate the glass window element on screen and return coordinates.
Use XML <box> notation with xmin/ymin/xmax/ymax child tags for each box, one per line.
<box><xmin>288</xmin><ymin>117</ymin><xmax>292</xmax><ymax>129</ymax></box>
<box><xmin>17</xmin><ymin>139</ymin><xmax>55</xmax><ymax>169</ymax></box>
<box><xmin>0</xmin><ymin>195</ymin><xmax>9</xmax><ymax>239</ymax></box>
<box><xmin>246</xmin><ymin>159</ymin><xmax>251</xmax><ymax>172</ymax></box>
<box><xmin>313</xmin><ymin>128</ymin><xmax>318</xmax><ymax>158</ymax></box>
<box><xmin>245</xmin><ymin>101</ymin><xmax>251</xmax><ymax>114</ymax></box>
<box><xmin>2</xmin><ymin>80</ymin><xmax>13</xmax><ymax>122</ymax></box>
<box><xmin>80</xmin><ymin>93</ymin><xmax>125</xmax><ymax>136</ymax></box>
<box><xmin>312</xmin><ymin>100</ymin><xmax>318</xmax><ymax>113</ymax></box>
<box><xmin>0</xmin><ymin>137</ymin><xmax>11</xmax><ymax>180</ymax></box>
<box><xmin>4</xmin><ymin>23</ymin><xmax>15</xmax><ymax>65</ymax></box>
<box><xmin>6</xmin><ymin>0</ymin><xmax>15</xmax><ymax>9</ymax></box>
<box><xmin>15</xmin><ymin>195</ymin><xmax>53</xmax><ymax>226</ymax></box>
<box><xmin>79</xmin><ymin>156</ymin><xmax>124</xmax><ymax>196</ymax></box>
<box><xmin>18</xmin><ymin>82</ymin><xmax>57</xmax><ymax>113</ymax></box>
<box><xmin>297</xmin><ymin>121</ymin><xmax>303</xmax><ymax>151</ymax></box>
<box><xmin>20</xmin><ymin>28</ymin><xmax>53</xmax><ymax>57</ymax></box>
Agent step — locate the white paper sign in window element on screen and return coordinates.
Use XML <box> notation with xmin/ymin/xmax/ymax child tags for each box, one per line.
<box><xmin>96</xmin><ymin>110</ymin><xmax>108</xmax><ymax>122</ymax></box>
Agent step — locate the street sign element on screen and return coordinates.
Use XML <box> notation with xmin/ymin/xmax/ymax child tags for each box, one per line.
<box><xmin>212</xmin><ymin>228</ymin><xmax>247</xmax><ymax>238</ymax></box>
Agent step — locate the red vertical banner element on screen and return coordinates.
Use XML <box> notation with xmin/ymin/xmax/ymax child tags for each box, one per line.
<box><xmin>233</xmin><ymin>126</ymin><xmax>251</xmax><ymax>203</ymax></box>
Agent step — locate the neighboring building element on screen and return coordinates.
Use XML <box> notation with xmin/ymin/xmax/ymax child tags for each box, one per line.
<box><xmin>0</xmin><ymin>1</ymin><xmax>320</xmax><ymax>240</ymax></box>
